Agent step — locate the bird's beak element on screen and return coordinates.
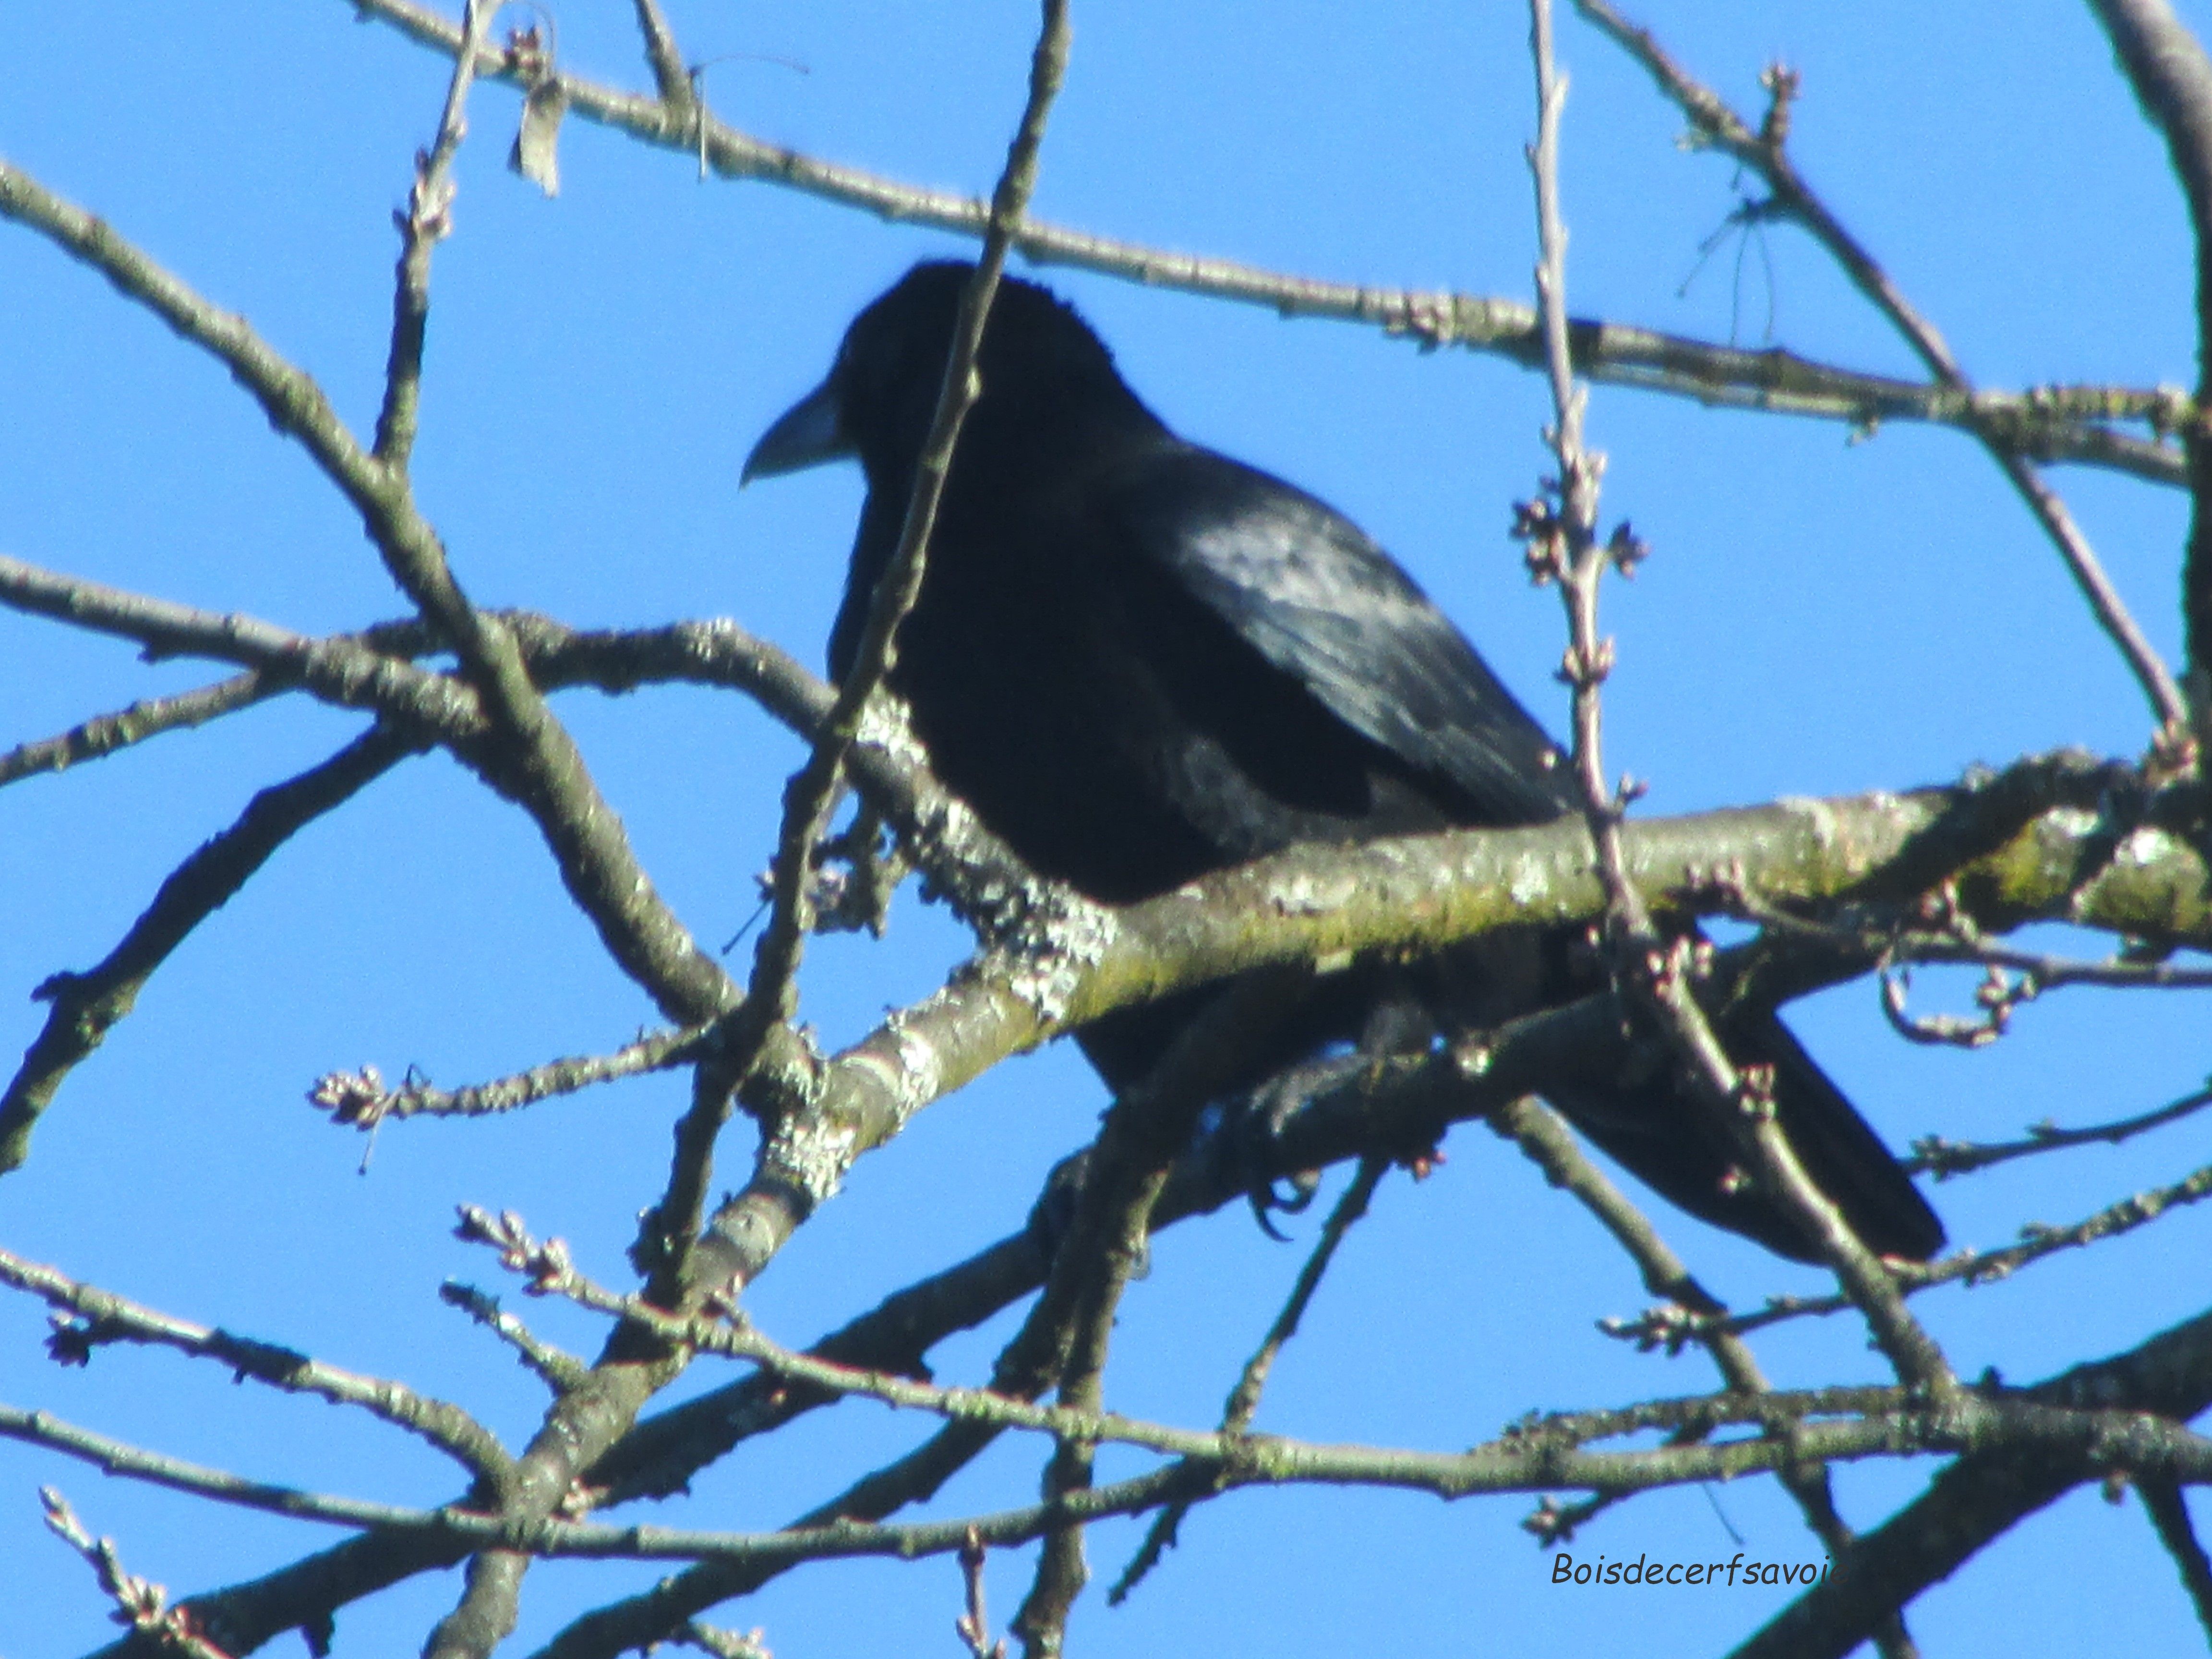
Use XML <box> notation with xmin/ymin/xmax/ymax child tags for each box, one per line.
<box><xmin>742</xmin><ymin>377</ymin><xmax>851</xmax><ymax>485</ymax></box>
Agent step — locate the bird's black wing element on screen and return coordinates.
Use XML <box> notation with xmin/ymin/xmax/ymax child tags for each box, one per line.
<box><xmin>1102</xmin><ymin>444</ymin><xmax>1945</xmax><ymax>1262</ymax></box>
<box><xmin>1103</xmin><ymin>445</ymin><xmax>1577</xmax><ymax>826</ymax></box>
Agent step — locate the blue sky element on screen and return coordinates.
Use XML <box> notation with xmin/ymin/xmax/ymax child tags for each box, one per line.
<box><xmin>3</xmin><ymin>2</ymin><xmax>2209</xmax><ymax>1654</ymax></box>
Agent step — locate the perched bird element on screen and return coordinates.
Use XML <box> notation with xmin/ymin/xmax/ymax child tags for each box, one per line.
<box><xmin>745</xmin><ymin>260</ymin><xmax>1942</xmax><ymax>1264</ymax></box>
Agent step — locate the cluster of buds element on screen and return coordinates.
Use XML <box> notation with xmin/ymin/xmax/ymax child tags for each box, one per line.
<box><xmin>1758</xmin><ymin>62</ymin><xmax>1801</xmax><ymax>150</ymax></box>
<box><xmin>307</xmin><ymin>1062</ymin><xmax>394</xmax><ymax>1128</ymax></box>
<box><xmin>454</xmin><ymin>1203</ymin><xmax>577</xmax><ymax>1296</ymax></box>
<box><xmin>1597</xmin><ymin>1300</ymin><xmax>1710</xmax><ymax>1356</ymax></box>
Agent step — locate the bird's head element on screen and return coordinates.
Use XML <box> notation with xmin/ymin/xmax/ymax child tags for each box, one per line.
<box><xmin>742</xmin><ymin>260</ymin><xmax>1136</xmax><ymax>491</ymax></box>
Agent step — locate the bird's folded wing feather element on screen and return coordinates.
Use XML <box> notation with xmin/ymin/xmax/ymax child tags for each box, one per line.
<box><xmin>1105</xmin><ymin>446</ymin><xmax>1577</xmax><ymax>825</ymax></box>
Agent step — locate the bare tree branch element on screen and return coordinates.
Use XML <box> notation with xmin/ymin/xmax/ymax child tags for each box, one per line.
<box><xmin>0</xmin><ymin>724</ymin><xmax>421</xmax><ymax>1173</ymax></box>
<box><xmin>1010</xmin><ymin>964</ymin><xmax>1306</xmax><ymax>1657</ymax></box>
<box><xmin>439</xmin><ymin>1283</ymin><xmax>592</xmax><ymax>1395</ymax></box>
<box><xmin>2142</xmin><ymin>1474</ymin><xmax>2212</xmax><ymax>1645</ymax></box>
<box><xmin>1578</xmin><ymin>0</ymin><xmax>2192</xmax><ymax>745</ymax></box>
<box><xmin>706</xmin><ymin>0</ymin><xmax>1078</xmax><ymax>1316</ymax></box>
<box><xmin>1731</xmin><ymin>1305</ymin><xmax>2212</xmax><ymax>1659</ymax></box>
<box><xmin>41</xmin><ymin>1490</ymin><xmax>233</xmax><ymax>1659</ymax></box>
<box><xmin>0</xmin><ymin>158</ymin><xmax>743</xmax><ymax>1034</ymax></box>
<box><xmin>338</xmin><ymin>0</ymin><xmax>2195</xmax><ymax>487</ymax></box>
<box><xmin>1108</xmin><ymin>1154</ymin><xmax>1388</xmax><ymax>1605</ymax></box>
<box><xmin>1528</xmin><ymin>0</ymin><xmax>1952</xmax><ymax>1394</ymax></box>
<box><xmin>36</xmin><ymin>1370</ymin><xmax>2212</xmax><ymax>1575</ymax></box>
<box><xmin>2088</xmin><ymin>0</ymin><xmax>2212</xmax><ymax>709</ymax></box>
<box><xmin>373</xmin><ymin>0</ymin><xmax>492</xmax><ymax>468</ymax></box>
<box><xmin>0</xmin><ymin>670</ymin><xmax>274</xmax><ymax>787</ymax></box>
<box><xmin>1911</xmin><ymin>1081</ymin><xmax>2212</xmax><ymax>1179</ymax></box>
<box><xmin>0</xmin><ymin>1249</ymin><xmax>510</xmax><ymax>1476</ymax></box>
<box><xmin>310</xmin><ymin>1026</ymin><xmax>708</xmax><ymax>1126</ymax></box>
<box><xmin>1651</xmin><ymin>1155</ymin><xmax>2212</xmax><ymax>1345</ymax></box>
<box><xmin>628</xmin><ymin>0</ymin><xmax>691</xmax><ymax>108</ymax></box>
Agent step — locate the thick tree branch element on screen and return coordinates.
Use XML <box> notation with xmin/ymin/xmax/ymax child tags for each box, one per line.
<box><xmin>602</xmin><ymin>752</ymin><xmax>2205</xmax><ymax>1294</ymax></box>
<box><xmin>7</xmin><ymin>548</ymin><xmax>2198</xmax><ymax>1202</ymax></box>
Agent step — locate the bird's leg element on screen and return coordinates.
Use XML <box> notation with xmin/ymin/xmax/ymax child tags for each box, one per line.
<box><xmin>1230</xmin><ymin>986</ymin><xmax>1437</xmax><ymax>1237</ymax></box>
<box><xmin>1235</xmin><ymin>1058</ymin><xmax>1347</xmax><ymax>1237</ymax></box>
<box><xmin>1354</xmin><ymin>991</ymin><xmax>1449</xmax><ymax>1179</ymax></box>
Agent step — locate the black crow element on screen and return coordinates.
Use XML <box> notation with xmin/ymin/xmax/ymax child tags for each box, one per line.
<box><xmin>745</xmin><ymin>260</ymin><xmax>1942</xmax><ymax>1264</ymax></box>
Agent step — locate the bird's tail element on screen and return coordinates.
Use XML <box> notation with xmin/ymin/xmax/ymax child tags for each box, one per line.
<box><xmin>1546</xmin><ymin>1002</ymin><xmax>1945</xmax><ymax>1264</ymax></box>
<box><xmin>1079</xmin><ymin>949</ymin><xmax>1944</xmax><ymax>1265</ymax></box>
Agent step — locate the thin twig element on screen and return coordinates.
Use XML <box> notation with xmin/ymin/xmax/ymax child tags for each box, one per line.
<box><xmin>1576</xmin><ymin>0</ymin><xmax>2191</xmax><ymax>745</ymax></box>
<box><xmin>0</xmin><ymin>1246</ymin><xmax>511</xmax><ymax>1475</ymax></box>
<box><xmin>1649</xmin><ymin>1157</ymin><xmax>2212</xmax><ymax>1342</ymax></box>
<box><xmin>8</xmin><ymin>1407</ymin><xmax>465</xmax><ymax>1534</ymax></box>
<box><xmin>2140</xmin><ymin>1473</ymin><xmax>2212</xmax><ymax>1646</ymax></box>
<box><xmin>439</xmin><ymin>1282</ymin><xmax>593</xmax><ymax>1394</ymax></box>
<box><xmin>1526</xmin><ymin>0</ymin><xmax>1955</xmax><ymax>1395</ymax></box>
<box><xmin>1910</xmin><ymin>1082</ymin><xmax>2212</xmax><ymax>1179</ymax></box>
<box><xmin>41</xmin><ymin>1489</ymin><xmax>233</xmax><ymax>1659</ymax></box>
<box><xmin>629</xmin><ymin>0</ymin><xmax>692</xmax><ymax>107</ymax></box>
<box><xmin>730</xmin><ymin>0</ymin><xmax>1073</xmax><ymax>1061</ymax></box>
<box><xmin>340</xmin><ymin>0</ymin><xmax>2195</xmax><ymax>488</ymax></box>
<box><xmin>1109</xmin><ymin>1156</ymin><xmax>1388</xmax><ymax>1604</ymax></box>
<box><xmin>2085</xmin><ymin>0</ymin><xmax>2212</xmax><ymax>715</ymax></box>
<box><xmin>0</xmin><ymin>669</ymin><xmax>275</xmax><ymax>786</ymax></box>
<box><xmin>0</xmin><ymin>158</ymin><xmax>382</xmax><ymax>509</ymax></box>
<box><xmin>0</xmin><ymin>724</ymin><xmax>423</xmax><ymax>1174</ymax></box>
<box><xmin>374</xmin><ymin>0</ymin><xmax>492</xmax><ymax>467</ymax></box>
<box><xmin>308</xmin><ymin>1023</ymin><xmax>709</xmax><ymax>1126</ymax></box>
